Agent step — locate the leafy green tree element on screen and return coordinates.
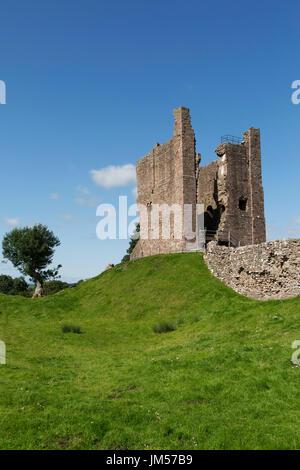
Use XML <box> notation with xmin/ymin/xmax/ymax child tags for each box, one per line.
<box><xmin>2</xmin><ymin>224</ymin><xmax>61</xmax><ymax>298</ymax></box>
<box><xmin>12</xmin><ymin>276</ymin><xmax>28</xmax><ymax>294</ymax></box>
<box><xmin>43</xmin><ymin>280</ymin><xmax>70</xmax><ymax>296</ymax></box>
<box><xmin>121</xmin><ymin>223</ymin><xmax>140</xmax><ymax>263</ymax></box>
<box><xmin>0</xmin><ymin>275</ymin><xmax>28</xmax><ymax>296</ymax></box>
<box><xmin>0</xmin><ymin>274</ymin><xmax>14</xmax><ymax>294</ymax></box>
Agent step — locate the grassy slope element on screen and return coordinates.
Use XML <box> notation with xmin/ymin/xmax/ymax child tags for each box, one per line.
<box><xmin>0</xmin><ymin>253</ymin><xmax>300</xmax><ymax>450</ymax></box>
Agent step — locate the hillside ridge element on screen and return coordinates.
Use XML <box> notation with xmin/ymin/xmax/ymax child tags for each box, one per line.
<box><xmin>0</xmin><ymin>253</ymin><xmax>300</xmax><ymax>450</ymax></box>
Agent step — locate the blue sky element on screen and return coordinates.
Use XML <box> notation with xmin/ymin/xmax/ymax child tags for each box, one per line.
<box><xmin>0</xmin><ymin>0</ymin><xmax>299</xmax><ymax>282</ymax></box>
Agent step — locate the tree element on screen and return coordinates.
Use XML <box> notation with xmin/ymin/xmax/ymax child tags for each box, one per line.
<box><xmin>0</xmin><ymin>275</ymin><xmax>14</xmax><ymax>294</ymax></box>
<box><xmin>43</xmin><ymin>280</ymin><xmax>70</xmax><ymax>296</ymax></box>
<box><xmin>2</xmin><ymin>224</ymin><xmax>61</xmax><ymax>298</ymax></box>
<box><xmin>12</xmin><ymin>277</ymin><xmax>28</xmax><ymax>294</ymax></box>
<box><xmin>121</xmin><ymin>223</ymin><xmax>140</xmax><ymax>263</ymax></box>
<box><xmin>0</xmin><ymin>275</ymin><xmax>28</xmax><ymax>296</ymax></box>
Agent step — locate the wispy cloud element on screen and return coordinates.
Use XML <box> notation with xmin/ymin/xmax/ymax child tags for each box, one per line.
<box><xmin>60</xmin><ymin>214</ymin><xmax>76</xmax><ymax>223</ymax></box>
<box><xmin>74</xmin><ymin>185</ymin><xmax>100</xmax><ymax>207</ymax></box>
<box><xmin>49</xmin><ymin>193</ymin><xmax>59</xmax><ymax>200</ymax></box>
<box><xmin>132</xmin><ymin>186</ymin><xmax>137</xmax><ymax>198</ymax></box>
<box><xmin>3</xmin><ymin>217</ymin><xmax>20</xmax><ymax>227</ymax></box>
<box><xmin>77</xmin><ymin>185</ymin><xmax>90</xmax><ymax>195</ymax></box>
<box><xmin>90</xmin><ymin>164</ymin><xmax>136</xmax><ymax>189</ymax></box>
<box><xmin>295</xmin><ymin>216</ymin><xmax>300</xmax><ymax>224</ymax></box>
<box><xmin>74</xmin><ymin>195</ymin><xmax>100</xmax><ymax>208</ymax></box>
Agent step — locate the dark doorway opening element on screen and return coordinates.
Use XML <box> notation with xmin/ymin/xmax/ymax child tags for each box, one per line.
<box><xmin>204</xmin><ymin>205</ymin><xmax>221</xmax><ymax>232</ymax></box>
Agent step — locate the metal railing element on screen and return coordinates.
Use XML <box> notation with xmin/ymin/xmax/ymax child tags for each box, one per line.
<box><xmin>221</xmin><ymin>135</ymin><xmax>243</xmax><ymax>145</ymax></box>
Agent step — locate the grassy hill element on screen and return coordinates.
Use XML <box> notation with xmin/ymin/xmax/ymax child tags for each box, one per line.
<box><xmin>0</xmin><ymin>253</ymin><xmax>300</xmax><ymax>450</ymax></box>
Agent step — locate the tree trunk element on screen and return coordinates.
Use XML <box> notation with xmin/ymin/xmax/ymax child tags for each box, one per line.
<box><xmin>32</xmin><ymin>280</ymin><xmax>43</xmax><ymax>298</ymax></box>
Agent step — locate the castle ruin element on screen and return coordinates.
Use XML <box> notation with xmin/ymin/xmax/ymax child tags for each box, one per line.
<box><xmin>131</xmin><ymin>106</ymin><xmax>266</xmax><ymax>259</ymax></box>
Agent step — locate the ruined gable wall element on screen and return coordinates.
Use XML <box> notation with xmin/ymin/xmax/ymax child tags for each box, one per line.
<box><xmin>197</xmin><ymin>129</ymin><xmax>266</xmax><ymax>247</ymax></box>
<box><xmin>132</xmin><ymin>107</ymin><xmax>196</xmax><ymax>259</ymax></box>
<box><xmin>136</xmin><ymin>138</ymin><xmax>175</xmax><ymax>206</ymax></box>
<box><xmin>196</xmin><ymin>144</ymin><xmax>251</xmax><ymax>244</ymax></box>
<box><xmin>205</xmin><ymin>239</ymin><xmax>300</xmax><ymax>300</ymax></box>
<box><xmin>244</xmin><ymin>128</ymin><xmax>266</xmax><ymax>244</ymax></box>
<box><xmin>196</xmin><ymin>160</ymin><xmax>228</xmax><ymax>237</ymax></box>
<box><xmin>215</xmin><ymin>142</ymin><xmax>253</xmax><ymax>245</ymax></box>
<box><xmin>180</xmin><ymin>109</ymin><xmax>197</xmax><ymax>235</ymax></box>
<box><xmin>134</xmin><ymin>137</ymin><xmax>185</xmax><ymax>258</ymax></box>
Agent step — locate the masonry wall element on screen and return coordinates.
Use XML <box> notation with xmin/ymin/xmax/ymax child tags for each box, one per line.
<box><xmin>244</xmin><ymin>128</ymin><xmax>266</xmax><ymax>244</ymax></box>
<box><xmin>198</xmin><ymin>130</ymin><xmax>266</xmax><ymax>247</ymax></box>
<box><xmin>196</xmin><ymin>160</ymin><xmax>218</xmax><ymax>213</ymax></box>
<box><xmin>131</xmin><ymin>107</ymin><xmax>266</xmax><ymax>260</ymax></box>
<box><xmin>204</xmin><ymin>239</ymin><xmax>300</xmax><ymax>300</ymax></box>
<box><xmin>132</xmin><ymin>107</ymin><xmax>196</xmax><ymax>258</ymax></box>
<box><xmin>215</xmin><ymin>141</ymin><xmax>251</xmax><ymax>245</ymax></box>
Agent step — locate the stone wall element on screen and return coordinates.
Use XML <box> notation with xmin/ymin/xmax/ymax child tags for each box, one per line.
<box><xmin>199</xmin><ymin>129</ymin><xmax>266</xmax><ymax>247</ymax></box>
<box><xmin>132</xmin><ymin>107</ymin><xmax>196</xmax><ymax>259</ymax></box>
<box><xmin>131</xmin><ymin>107</ymin><xmax>267</xmax><ymax>260</ymax></box>
<box><xmin>204</xmin><ymin>239</ymin><xmax>300</xmax><ymax>300</ymax></box>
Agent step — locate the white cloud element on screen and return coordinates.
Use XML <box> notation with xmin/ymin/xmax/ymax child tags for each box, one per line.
<box><xmin>77</xmin><ymin>185</ymin><xmax>90</xmax><ymax>195</ymax></box>
<box><xmin>90</xmin><ymin>164</ymin><xmax>136</xmax><ymax>189</ymax></box>
<box><xmin>3</xmin><ymin>217</ymin><xmax>20</xmax><ymax>227</ymax></box>
<box><xmin>295</xmin><ymin>216</ymin><xmax>300</xmax><ymax>224</ymax></box>
<box><xmin>49</xmin><ymin>193</ymin><xmax>59</xmax><ymax>200</ymax></box>
<box><xmin>132</xmin><ymin>186</ymin><xmax>137</xmax><ymax>197</ymax></box>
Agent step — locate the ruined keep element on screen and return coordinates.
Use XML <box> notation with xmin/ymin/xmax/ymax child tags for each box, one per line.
<box><xmin>131</xmin><ymin>106</ymin><xmax>266</xmax><ymax>260</ymax></box>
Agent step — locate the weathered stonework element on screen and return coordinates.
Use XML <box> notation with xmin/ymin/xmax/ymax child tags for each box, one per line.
<box><xmin>129</xmin><ymin>107</ymin><xmax>299</xmax><ymax>301</ymax></box>
<box><xmin>204</xmin><ymin>239</ymin><xmax>300</xmax><ymax>300</ymax></box>
<box><xmin>210</xmin><ymin>128</ymin><xmax>266</xmax><ymax>246</ymax></box>
<box><xmin>131</xmin><ymin>106</ymin><xmax>266</xmax><ymax>259</ymax></box>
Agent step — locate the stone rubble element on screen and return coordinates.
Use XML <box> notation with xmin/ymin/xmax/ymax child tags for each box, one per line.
<box><xmin>204</xmin><ymin>239</ymin><xmax>300</xmax><ymax>300</ymax></box>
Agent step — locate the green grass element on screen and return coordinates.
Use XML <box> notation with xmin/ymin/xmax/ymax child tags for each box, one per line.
<box><xmin>0</xmin><ymin>252</ymin><xmax>299</xmax><ymax>450</ymax></box>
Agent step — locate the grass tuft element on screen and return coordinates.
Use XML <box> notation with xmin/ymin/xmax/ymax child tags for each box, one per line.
<box><xmin>61</xmin><ymin>324</ymin><xmax>82</xmax><ymax>334</ymax></box>
<box><xmin>152</xmin><ymin>320</ymin><xmax>177</xmax><ymax>333</ymax></box>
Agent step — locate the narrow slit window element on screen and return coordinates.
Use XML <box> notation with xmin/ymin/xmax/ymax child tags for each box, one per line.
<box><xmin>239</xmin><ymin>197</ymin><xmax>247</xmax><ymax>211</ymax></box>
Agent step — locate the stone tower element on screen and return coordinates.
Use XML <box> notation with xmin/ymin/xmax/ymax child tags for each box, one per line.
<box><xmin>131</xmin><ymin>107</ymin><xmax>266</xmax><ymax>259</ymax></box>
